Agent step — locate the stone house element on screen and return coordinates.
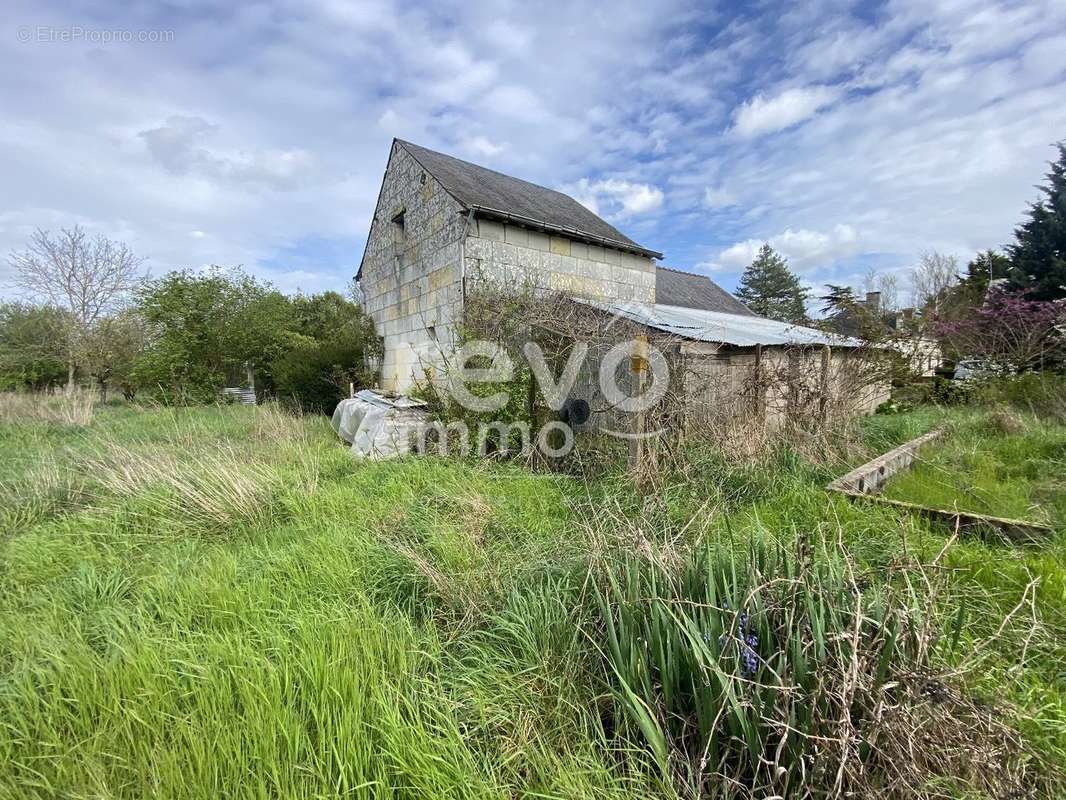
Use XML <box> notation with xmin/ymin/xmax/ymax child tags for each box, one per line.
<box><xmin>357</xmin><ymin>139</ymin><xmax>887</xmax><ymax>419</ymax></box>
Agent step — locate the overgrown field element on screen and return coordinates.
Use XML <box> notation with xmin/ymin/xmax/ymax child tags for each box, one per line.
<box><xmin>1</xmin><ymin>395</ymin><xmax>1064</xmax><ymax>798</ymax></box>
<box><xmin>883</xmin><ymin>410</ymin><xmax>1066</xmax><ymax>527</ymax></box>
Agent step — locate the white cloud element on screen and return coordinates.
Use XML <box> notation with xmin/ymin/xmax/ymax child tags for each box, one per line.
<box><xmin>570</xmin><ymin>178</ymin><xmax>664</xmax><ymax>218</ymax></box>
<box><xmin>731</xmin><ymin>85</ymin><xmax>840</xmax><ymax>138</ymax></box>
<box><xmin>703</xmin><ymin>185</ymin><xmax>738</xmax><ymax>209</ymax></box>
<box><xmin>715</xmin><ymin>225</ymin><xmax>862</xmax><ymax>271</ymax></box>
<box><xmin>1</xmin><ymin>0</ymin><xmax>1065</xmax><ymax>300</ymax></box>
<box><xmin>138</xmin><ymin>115</ymin><xmax>316</xmax><ymax>191</ymax></box>
<box><xmin>462</xmin><ymin>135</ymin><xmax>507</xmax><ymax>158</ymax></box>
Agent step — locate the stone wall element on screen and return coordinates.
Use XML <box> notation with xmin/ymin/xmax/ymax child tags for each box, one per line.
<box><xmin>361</xmin><ymin>144</ymin><xmax>659</xmax><ymax>394</ymax></box>
<box><xmin>679</xmin><ymin>344</ymin><xmax>890</xmax><ymax>428</ymax></box>
<box><xmin>360</xmin><ymin>143</ymin><xmax>466</xmax><ymax>393</ymax></box>
<box><xmin>463</xmin><ymin>218</ymin><xmax>656</xmax><ymax>304</ymax></box>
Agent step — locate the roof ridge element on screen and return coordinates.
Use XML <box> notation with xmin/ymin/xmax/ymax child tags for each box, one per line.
<box><xmin>657</xmin><ymin>265</ymin><xmax>703</xmax><ymax>275</ymax></box>
<box><xmin>395</xmin><ymin>138</ymin><xmax>662</xmax><ymax>258</ymax></box>
<box><xmin>396</xmin><ymin>139</ymin><xmax>574</xmax><ymax>205</ymax></box>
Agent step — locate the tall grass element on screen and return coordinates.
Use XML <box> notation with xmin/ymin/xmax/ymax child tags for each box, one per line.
<box><xmin>79</xmin><ymin>441</ymin><xmax>281</xmax><ymax>534</ymax></box>
<box><xmin>0</xmin><ymin>388</ymin><xmax>96</xmax><ymax>426</ymax></box>
<box><xmin>0</xmin><ymin>401</ymin><xmax>1063</xmax><ymax>798</ymax></box>
<box><xmin>592</xmin><ymin>538</ymin><xmax>1027</xmax><ymax>798</ymax></box>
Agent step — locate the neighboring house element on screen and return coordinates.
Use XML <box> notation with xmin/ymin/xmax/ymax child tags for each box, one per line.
<box><xmin>826</xmin><ymin>291</ymin><xmax>944</xmax><ymax>378</ymax></box>
<box><xmin>357</xmin><ymin>139</ymin><xmax>887</xmax><ymax>420</ymax></box>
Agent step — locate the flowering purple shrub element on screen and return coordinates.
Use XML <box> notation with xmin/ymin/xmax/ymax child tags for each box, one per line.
<box><xmin>935</xmin><ymin>288</ymin><xmax>1066</xmax><ymax>371</ymax></box>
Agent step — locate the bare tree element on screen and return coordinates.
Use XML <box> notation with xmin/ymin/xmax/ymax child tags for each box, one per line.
<box><xmin>861</xmin><ymin>269</ymin><xmax>901</xmax><ymax>312</ymax></box>
<box><xmin>910</xmin><ymin>251</ymin><xmax>958</xmax><ymax>313</ymax></box>
<box><xmin>7</xmin><ymin>226</ymin><xmax>145</xmax><ymax>391</ymax></box>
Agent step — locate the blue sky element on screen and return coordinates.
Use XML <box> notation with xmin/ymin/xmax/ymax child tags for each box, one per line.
<box><xmin>2</xmin><ymin>0</ymin><xmax>1065</xmax><ymax>304</ymax></box>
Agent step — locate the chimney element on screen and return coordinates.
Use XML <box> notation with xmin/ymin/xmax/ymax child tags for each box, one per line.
<box><xmin>865</xmin><ymin>291</ymin><xmax>881</xmax><ymax>311</ymax></box>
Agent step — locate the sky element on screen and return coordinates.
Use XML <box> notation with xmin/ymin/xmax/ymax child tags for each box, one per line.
<box><xmin>2</xmin><ymin>0</ymin><xmax>1065</xmax><ymax>305</ymax></box>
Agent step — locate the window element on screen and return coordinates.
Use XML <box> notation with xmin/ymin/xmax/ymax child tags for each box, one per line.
<box><xmin>390</xmin><ymin>210</ymin><xmax>406</xmax><ymax>243</ymax></box>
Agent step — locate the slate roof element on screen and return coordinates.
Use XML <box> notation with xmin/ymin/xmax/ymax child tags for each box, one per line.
<box><xmin>655</xmin><ymin>266</ymin><xmax>755</xmax><ymax>316</ymax></box>
<box><xmin>581</xmin><ymin>300</ymin><xmax>863</xmax><ymax>349</ymax></box>
<box><xmin>397</xmin><ymin>140</ymin><xmax>662</xmax><ymax>258</ymax></box>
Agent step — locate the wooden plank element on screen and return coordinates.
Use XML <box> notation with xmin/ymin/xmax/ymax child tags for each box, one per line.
<box><xmin>827</xmin><ymin>427</ymin><xmax>1052</xmax><ymax>542</ymax></box>
<box><xmin>827</xmin><ymin>428</ymin><xmax>943</xmax><ymax>495</ymax></box>
<box><xmin>833</xmin><ymin>490</ymin><xmax>1053</xmax><ymax>543</ymax></box>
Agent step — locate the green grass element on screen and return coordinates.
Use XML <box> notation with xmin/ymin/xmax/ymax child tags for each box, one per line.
<box><xmin>0</xmin><ymin>398</ymin><xmax>1064</xmax><ymax>797</ymax></box>
<box><xmin>882</xmin><ymin>412</ymin><xmax>1066</xmax><ymax>528</ymax></box>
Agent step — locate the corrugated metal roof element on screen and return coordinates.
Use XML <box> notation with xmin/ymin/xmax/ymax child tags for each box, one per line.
<box><xmin>584</xmin><ymin>300</ymin><xmax>864</xmax><ymax>348</ymax></box>
<box><xmin>655</xmin><ymin>266</ymin><xmax>756</xmax><ymax>315</ymax></box>
<box><xmin>398</xmin><ymin>140</ymin><xmax>662</xmax><ymax>258</ymax></box>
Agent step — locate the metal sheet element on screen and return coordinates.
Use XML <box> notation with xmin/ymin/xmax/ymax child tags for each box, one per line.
<box><xmin>583</xmin><ymin>300</ymin><xmax>864</xmax><ymax>348</ymax></box>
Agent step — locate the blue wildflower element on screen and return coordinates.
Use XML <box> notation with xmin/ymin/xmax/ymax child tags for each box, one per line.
<box><xmin>721</xmin><ymin>609</ymin><xmax>760</xmax><ymax>676</ymax></box>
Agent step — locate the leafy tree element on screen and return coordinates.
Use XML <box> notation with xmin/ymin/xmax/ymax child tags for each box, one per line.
<box><xmin>84</xmin><ymin>312</ymin><xmax>146</xmax><ymax>401</ymax></box>
<box><xmin>818</xmin><ymin>284</ymin><xmax>887</xmax><ymax>341</ymax></box>
<box><xmin>271</xmin><ymin>291</ymin><xmax>381</xmax><ymax>413</ymax></box>
<box><xmin>133</xmin><ymin>268</ymin><xmax>295</xmax><ymax>404</ymax></box>
<box><xmin>735</xmin><ymin>244</ymin><xmax>808</xmax><ymax>323</ymax></box>
<box><xmin>0</xmin><ymin>302</ymin><xmax>69</xmax><ymax>390</ymax></box>
<box><xmin>1006</xmin><ymin>142</ymin><xmax>1066</xmax><ymax>301</ymax></box>
<box><xmin>819</xmin><ymin>284</ymin><xmax>858</xmax><ymax>317</ymax></box>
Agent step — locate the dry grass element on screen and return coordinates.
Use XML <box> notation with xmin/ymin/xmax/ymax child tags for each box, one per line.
<box><xmin>0</xmin><ymin>457</ymin><xmax>89</xmax><ymax>533</ymax></box>
<box><xmin>251</xmin><ymin>400</ymin><xmax>311</xmax><ymax>443</ymax></box>
<box><xmin>0</xmin><ymin>389</ymin><xmax>96</xmax><ymax>426</ymax></box>
<box><xmin>79</xmin><ymin>440</ymin><xmax>280</xmax><ymax>534</ymax></box>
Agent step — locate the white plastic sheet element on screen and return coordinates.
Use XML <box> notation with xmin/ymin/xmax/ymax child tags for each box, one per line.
<box><xmin>331</xmin><ymin>390</ymin><xmax>428</xmax><ymax>459</ymax></box>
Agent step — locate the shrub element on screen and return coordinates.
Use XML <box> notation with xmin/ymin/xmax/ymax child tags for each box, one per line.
<box><xmin>270</xmin><ymin>291</ymin><xmax>382</xmax><ymax>413</ymax></box>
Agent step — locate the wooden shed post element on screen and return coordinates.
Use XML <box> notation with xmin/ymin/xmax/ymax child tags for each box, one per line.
<box><xmin>628</xmin><ymin>334</ymin><xmax>649</xmax><ymax>485</ymax></box>
<box><xmin>752</xmin><ymin>344</ymin><xmax>764</xmax><ymax>422</ymax></box>
<box><xmin>819</xmin><ymin>345</ymin><xmax>831</xmax><ymax>422</ymax></box>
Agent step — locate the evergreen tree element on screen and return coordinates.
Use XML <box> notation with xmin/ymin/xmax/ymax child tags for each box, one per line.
<box><xmin>819</xmin><ymin>284</ymin><xmax>857</xmax><ymax>317</ymax></box>
<box><xmin>735</xmin><ymin>244</ymin><xmax>808</xmax><ymax>323</ymax></box>
<box><xmin>1006</xmin><ymin>142</ymin><xmax>1066</xmax><ymax>300</ymax></box>
<box><xmin>937</xmin><ymin>249</ymin><xmax>1009</xmax><ymax>319</ymax></box>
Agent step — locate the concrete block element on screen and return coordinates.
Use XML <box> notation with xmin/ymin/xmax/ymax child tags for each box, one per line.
<box><xmin>605</xmin><ymin>248</ymin><xmax>622</xmax><ymax>265</ymax></box>
<box><xmin>570</xmin><ymin>241</ymin><xmax>589</xmax><ymax>260</ymax></box>
<box><xmin>528</xmin><ymin>231</ymin><xmax>549</xmax><ymax>251</ymax></box>
<box><xmin>587</xmin><ymin>244</ymin><xmax>605</xmax><ymax>262</ymax></box>
<box><xmin>550</xmin><ymin>236</ymin><xmax>571</xmax><ymax>256</ymax></box>
<box><xmin>494</xmin><ymin>241</ymin><xmax>518</xmax><ymax>265</ymax></box>
<box><xmin>429</xmin><ymin>265</ymin><xmax>453</xmax><ymax>291</ymax></box>
<box><xmin>465</xmin><ymin>236</ymin><xmax>488</xmax><ymax>259</ymax></box>
<box><xmin>548</xmin><ymin>272</ymin><xmax>577</xmax><ymax>293</ymax></box>
<box><xmin>504</xmin><ymin>225</ymin><xmax>528</xmax><ymax>247</ymax></box>
<box><xmin>478</xmin><ymin>219</ymin><xmax>505</xmax><ymax>241</ymax></box>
